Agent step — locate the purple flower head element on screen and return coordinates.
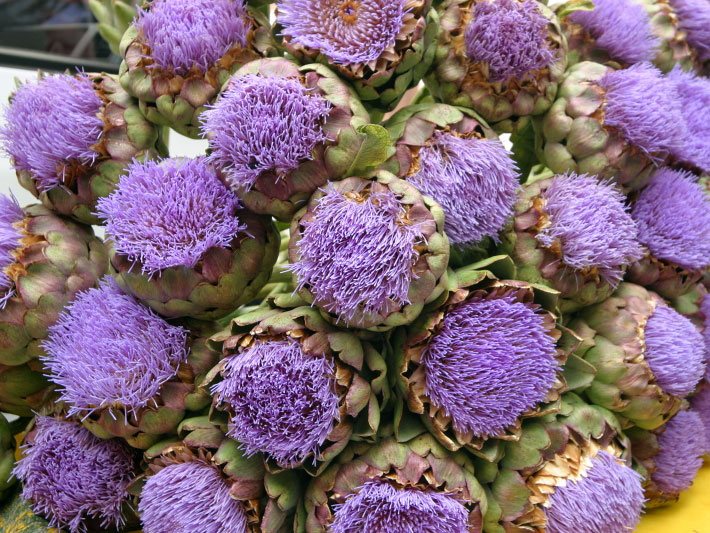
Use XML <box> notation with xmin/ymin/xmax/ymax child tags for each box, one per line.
<box><xmin>0</xmin><ymin>194</ymin><xmax>24</xmax><ymax>309</ymax></box>
<box><xmin>409</xmin><ymin>134</ymin><xmax>519</xmax><ymax>246</ymax></box>
<box><xmin>702</xmin><ymin>295</ymin><xmax>710</xmax><ymax>376</ymax></box>
<box><xmin>569</xmin><ymin>0</ymin><xmax>659</xmax><ymax>64</ymax></box>
<box><xmin>652</xmin><ymin>410</ymin><xmax>705</xmax><ymax>494</ymax></box>
<box><xmin>667</xmin><ymin>67</ymin><xmax>710</xmax><ymax>173</ymax></box>
<box><xmin>12</xmin><ymin>417</ymin><xmax>135</xmax><ymax>533</ymax></box>
<box><xmin>136</xmin><ymin>0</ymin><xmax>251</xmax><ymax>75</ymax></box>
<box><xmin>139</xmin><ymin>460</ymin><xmax>248</xmax><ymax>533</ymax></box>
<box><xmin>278</xmin><ymin>0</ymin><xmax>407</xmax><ymax>65</ymax></box>
<box><xmin>536</xmin><ymin>173</ymin><xmax>643</xmax><ymax>285</ymax></box>
<box><xmin>599</xmin><ymin>63</ymin><xmax>685</xmax><ymax>160</ymax></box>
<box><xmin>289</xmin><ymin>183</ymin><xmax>425</xmax><ymax>325</ymax></box>
<box><xmin>632</xmin><ymin>168</ymin><xmax>710</xmax><ymax>271</ymax></box>
<box><xmin>42</xmin><ymin>278</ymin><xmax>188</xmax><ymax>418</ymax></box>
<box><xmin>421</xmin><ymin>295</ymin><xmax>558</xmax><ymax>438</ymax></box>
<box><xmin>545</xmin><ymin>450</ymin><xmax>644</xmax><ymax>533</ymax></box>
<box><xmin>202</xmin><ymin>74</ymin><xmax>331</xmax><ymax>191</ymax></box>
<box><xmin>0</xmin><ymin>74</ymin><xmax>103</xmax><ymax>191</ymax></box>
<box><xmin>97</xmin><ymin>157</ymin><xmax>244</xmax><ymax>275</ymax></box>
<box><xmin>330</xmin><ymin>479</ymin><xmax>469</xmax><ymax>533</ymax></box>
<box><xmin>212</xmin><ymin>339</ymin><xmax>339</xmax><ymax>466</ymax></box>
<box><xmin>464</xmin><ymin>0</ymin><xmax>556</xmax><ymax>82</ymax></box>
<box><xmin>669</xmin><ymin>0</ymin><xmax>710</xmax><ymax>62</ymax></box>
<box><xmin>691</xmin><ymin>385</ymin><xmax>710</xmax><ymax>455</ymax></box>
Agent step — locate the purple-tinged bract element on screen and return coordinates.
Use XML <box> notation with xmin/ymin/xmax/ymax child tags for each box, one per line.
<box><xmin>632</xmin><ymin>168</ymin><xmax>710</xmax><ymax>271</ymax></box>
<box><xmin>667</xmin><ymin>67</ymin><xmax>710</xmax><ymax>173</ymax></box>
<box><xmin>536</xmin><ymin>173</ymin><xmax>643</xmax><ymax>285</ymax></box>
<box><xmin>669</xmin><ymin>0</ymin><xmax>710</xmax><ymax>63</ymax></box>
<box><xmin>42</xmin><ymin>279</ymin><xmax>188</xmax><ymax>418</ymax></box>
<box><xmin>330</xmin><ymin>479</ymin><xmax>469</xmax><ymax>533</ymax></box>
<box><xmin>652</xmin><ymin>410</ymin><xmax>705</xmax><ymax>494</ymax></box>
<box><xmin>212</xmin><ymin>339</ymin><xmax>339</xmax><ymax>466</ymax></box>
<box><xmin>139</xmin><ymin>460</ymin><xmax>248</xmax><ymax>533</ymax></box>
<box><xmin>97</xmin><ymin>157</ymin><xmax>244</xmax><ymax>275</ymax></box>
<box><xmin>0</xmin><ymin>194</ymin><xmax>23</xmax><ymax>309</ymax></box>
<box><xmin>545</xmin><ymin>450</ymin><xmax>644</xmax><ymax>533</ymax></box>
<box><xmin>421</xmin><ymin>295</ymin><xmax>558</xmax><ymax>438</ymax></box>
<box><xmin>136</xmin><ymin>0</ymin><xmax>251</xmax><ymax>75</ymax></box>
<box><xmin>464</xmin><ymin>0</ymin><xmax>555</xmax><ymax>82</ymax></box>
<box><xmin>12</xmin><ymin>417</ymin><xmax>135</xmax><ymax>533</ymax></box>
<box><xmin>691</xmin><ymin>385</ymin><xmax>710</xmax><ymax>455</ymax></box>
<box><xmin>0</xmin><ymin>74</ymin><xmax>102</xmax><ymax>191</ymax></box>
<box><xmin>409</xmin><ymin>134</ymin><xmax>519</xmax><ymax>246</ymax></box>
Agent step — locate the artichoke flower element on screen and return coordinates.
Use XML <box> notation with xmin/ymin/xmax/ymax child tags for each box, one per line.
<box><xmin>98</xmin><ymin>157</ymin><xmax>279</xmax><ymax>320</ymax></box>
<box><xmin>569</xmin><ymin>283</ymin><xmax>706</xmax><ymax>429</ymax></box>
<box><xmin>667</xmin><ymin>68</ymin><xmax>710</xmax><ymax>174</ymax></box>
<box><xmin>275</xmin><ymin>0</ymin><xmax>439</xmax><ymax>116</ymax></box>
<box><xmin>691</xmin><ymin>382</ymin><xmax>710</xmax><ymax>456</ymax></box>
<box><xmin>118</xmin><ymin>0</ymin><xmax>273</xmax><ymax>138</ymax></box>
<box><xmin>1</xmin><ymin>73</ymin><xmax>160</xmax><ymax>225</ymax></box>
<box><xmin>0</xmin><ymin>414</ymin><xmax>16</xmax><ymax>502</ymax></box>
<box><xmin>288</xmin><ymin>171</ymin><xmax>450</xmax><ymax>331</ymax></box>
<box><xmin>426</xmin><ymin>0</ymin><xmax>567</xmax><ymax>128</ymax></box>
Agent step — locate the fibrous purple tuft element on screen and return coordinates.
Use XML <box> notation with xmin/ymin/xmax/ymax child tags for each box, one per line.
<box><xmin>0</xmin><ymin>74</ymin><xmax>102</xmax><ymax>191</ymax></box>
<box><xmin>139</xmin><ymin>461</ymin><xmax>248</xmax><ymax>533</ymax></box>
<box><xmin>536</xmin><ymin>173</ymin><xmax>643</xmax><ymax>285</ymax></box>
<box><xmin>278</xmin><ymin>0</ymin><xmax>407</xmax><ymax>65</ymax></box>
<box><xmin>97</xmin><ymin>157</ymin><xmax>244</xmax><ymax>275</ymax></box>
<box><xmin>12</xmin><ymin>417</ymin><xmax>135</xmax><ymax>533</ymax></box>
<box><xmin>330</xmin><ymin>479</ymin><xmax>469</xmax><ymax>533</ymax></box>
<box><xmin>545</xmin><ymin>450</ymin><xmax>644</xmax><ymax>533</ymax></box>
<box><xmin>631</xmin><ymin>168</ymin><xmax>710</xmax><ymax>271</ymax></box>
<box><xmin>691</xmin><ymin>385</ymin><xmax>710</xmax><ymax>455</ymax></box>
<box><xmin>42</xmin><ymin>279</ymin><xmax>188</xmax><ymax>418</ymax></box>
<box><xmin>464</xmin><ymin>0</ymin><xmax>555</xmax><ymax>82</ymax></box>
<box><xmin>212</xmin><ymin>339</ymin><xmax>339</xmax><ymax>467</ymax></box>
<box><xmin>569</xmin><ymin>0</ymin><xmax>659</xmax><ymax>64</ymax></box>
<box><xmin>652</xmin><ymin>410</ymin><xmax>705</xmax><ymax>494</ymax></box>
<box><xmin>702</xmin><ymin>295</ymin><xmax>710</xmax><ymax>378</ymax></box>
<box><xmin>136</xmin><ymin>0</ymin><xmax>251</xmax><ymax>75</ymax></box>
<box><xmin>409</xmin><ymin>133</ymin><xmax>519</xmax><ymax>246</ymax></box>
<box><xmin>202</xmin><ymin>74</ymin><xmax>331</xmax><ymax>191</ymax></box>
<box><xmin>289</xmin><ymin>183</ymin><xmax>425</xmax><ymax>325</ymax></box>
<box><xmin>669</xmin><ymin>0</ymin><xmax>710</xmax><ymax>62</ymax></box>
<box><xmin>0</xmin><ymin>194</ymin><xmax>24</xmax><ymax>309</ymax></box>
<box><xmin>421</xmin><ymin>295</ymin><xmax>558</xmax><ymax>438</ymax></box>
<box><xmin>667</xmin><ymin>67</ymin><xmax>710</xmax><ymax>173</ymax></box>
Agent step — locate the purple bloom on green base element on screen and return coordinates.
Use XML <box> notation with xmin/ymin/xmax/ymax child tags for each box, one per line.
<box><xmin>0</xmin><ymin>194</ymin><xmax>23</xmax><ymax>309</ymax></box>
<box><xmin>668</xmin><ymin>67</ymin><xmax>710</xmax><ymax>173</ymax></box>
<box><xmin>0</xmin><ymin>74</ymin><xmax>102</xmax><ymax>191</ymax></box>
<box><xmin>13</xmin><ymin>417</ymin><xmax>135</xmax><ymax>533</ymax></box>
<box><xmin>669</xmin><ymin>0</ymin><xmax>710</xmax><ymax>63</ymax></box>
<box><xmin>42</xmin><ymin>279</ymin><xmax>188</xmax><ymax>418</ymax></box>
<box><xmin>97</xmin><ymin>157</ymin><xmax>244</xmax><ymax>275</ymax></box>
<box><xmin>139</xmin><ymin>461</ymin><xmax>248</xmax><ymax>533</ymax></box>
<box><xmin>652</xmin><ymin>410</ymin><xmax>705</xmax><ymax>494</ymax></box>
<box><xmin>691</xmin><ymin>385</ymin><xmax>710</xmax><ymax>455</ymax></box>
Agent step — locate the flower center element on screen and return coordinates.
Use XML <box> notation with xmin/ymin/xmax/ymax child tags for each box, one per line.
<box><xmin>339</xmin><ymin>0</ymin><xmax>360</xmax><ymax>23</ymax></box>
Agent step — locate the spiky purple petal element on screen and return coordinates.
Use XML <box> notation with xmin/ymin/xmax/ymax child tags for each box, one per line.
<box><xmin>42</xmin><ymin>279</ymin><xmax>188</xmax><ymax>418</ymax></box>
<box><xmin>667</xmin><ymin>67</ymin><xmax>710</xmax><ymax>173</ymax></box>
<box><xmin>202</xmin><ymin>74</ymin><xmax>331</xmax><ymax>191</ymax></box>
<box><xmin>632</xmin><ymin>168</ymin><xmax>710</xmax><ymax>271</ymax></box>
<box><xmin>12</xmin><ymin>417</ymin><xmax>135</xmax><ymax>533</ymax></box>
<box><xmin>464</xmin><ymin>0</ymin><xmax>555</xmax><ymax>82</ymax></box>
<box><xmin>331</xmin><ymin>479</ymin><xmax>469</xmax><ymax>533</ymax></box>
<box><xmin>702</xmin><ymin>295</ymin><xmax>710</xmax><ymax>379</ymax></box>
<box><xmin>409</xmin><ymin>134</ymin><xmax>519</xmax><ymax>246</ymax></box>
<box><xmin>536</xmin><ymin>173</ymin><xmax>643</xmax><ymax>284</ymax></box>
<box><xmin>0</xmin><ymin>194</ymin><xmax>24</xmax><ymax>309</ymax></box>
<box><xmin>669</xmin><ymin>0</ymin><xmax>710</xmax><ymax>62</ymax></box>
<box><xmin>0</xmin><ymin>74</ymin><xmax>102</xmax><ymax>191</ymax></box>
<box><xmin>421</xmin><ymin>295</ymin><xmax>558</xmax><ymax>438</ymax></box>
<box><xmin>136</xmin><ymin>0</ymin><xmax>251</xmax><ymax>74</ymax></box>
<box><xmin>97</xmin><ymin>157</ymin><xmax>244</xmax><ymax>275</ymax></box>
<box><xmin>212</xmin><ymin>339</ymin><xmax>339</xmax><ymax>467</ymax></box>
<box><xmin>139</xmin><ymin>461</ymin><xmax>248</xmax><ymax>533</ymax></box>
<box><xmin>652</xmin><ymin>410</ymin><xmax>705</xmax><ymax>494</ymax></box>
<box><xmin>277</xmin><ymin>0</ymin><xmax>407</xmax><ymax>65</ymax></box>
<box><xmin>691</xmin><ymin>385</ymin><xmax>710</xmax><ymax>455</ymax></box>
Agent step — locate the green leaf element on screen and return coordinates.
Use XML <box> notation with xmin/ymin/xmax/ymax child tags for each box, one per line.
<box><xmin>327</xmin><ymin>124</ymin><xmax>395</xmax><ymax>178</ymax></box>
<box><xmin>510</xmin><ymin>118</ymin><xmax>541</xmax><ymax>182</ymax></box>
<box><xmin>556</xmin><ymin>0</ymin><xmax>595</xmax><ymax>20</ymax></box>
<box><xmin>0</xmin><ymin>489</ymin><xmax>50</xmax><ymax>532</ymax></box>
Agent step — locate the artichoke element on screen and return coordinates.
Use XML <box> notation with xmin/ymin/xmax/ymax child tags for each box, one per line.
<box><xmin>0</xmin><ymin>414</ymin><xmax>16</xmax><ymax>503</ymax></box>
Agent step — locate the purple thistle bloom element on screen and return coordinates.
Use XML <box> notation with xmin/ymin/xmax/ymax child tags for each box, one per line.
<box><xmin>42</xmin><ymin>278</ymin><xmax>188</xmax><ymax>419</ymax></box>
<box><xmin>652</xmin><ymin>410</ymin><xmax>706</xmax><ymax>494</ymax></box>
<box><xmin>277</xmin><ymin>0</ymin><xmax>407</xmax><ymax>65</ymax></box>
<box><xmin>421</xmin><ymin>295</ymin><xmax>558</xmax><ymax>438</ymax></box>
<box><xmin>330</xmin><ymin>479</ymin><xmax>469</xmax><ymax>533</ymax></box>
<box><xmin>599</xmin><ymin>63</ymin><xmax>684</xmax><ymax>161</ymax></box>
<box><xmin>0</xmin><ymin>194</ymin><xmax>24</xmax><ymax>309</ymax></box>
<box><xmin>409</xmin><ymin>134</ymin><xmax>519</xmax><ymax>246</ymax></box>
<box><xmin>545</xmin><ymin>450</ymin><xmax>644</xmax><ymax>533</ymax></box>
<box><xmin>667</xmin><ymin>67</ymin><xmax>710</xmax><ymax>173</ymax></box>
<box><xmin>289</xmin><ymin>183</ymin><xmax>425</xmax><ymax>325</ymax></box>
<box><xmin>12</xmin><ymin>417</ymin><xmax>136</xmax><ymax>533</ymax></box>
<box><xmin>139</xmin><ymin>461</ymin><xmax>248</xmax><ymax>533</ymax></box>
<box><xmin>569</xmin><ymin>0</ymin><xmax>659</xmax><ymax>64</ymax></box>
<box><xmin>0</xmin><ymin>74</ymin><xmax>103</xmax><ymax>191</ymax></box>
<box><xmin>702</xmin><ymin>295</ymin><xmax>710</xmax><ymax>379</ymax></box>
<box><xmin>202</xmin><ymin>74</ymin><xmax>331</xmax><ymax>191</ymax></box>
<box><xmin>632</xmin><ymin>168</ymin><xmax>710</xmax><ymax>271</ymax></box>
<box><xmin>97</xmin><ymin>157</ymin><xmax>244</xmax><ymax>275</ymax></box>
<box><xmin>669</xmin><ymin>0</ymin><xmax>710</xmax><ymax>63</ymax></box>
<box><xmin>136</xmin><ymin>0</ymin><xmax>251</xmax><ymax>75</ymax></box>
<box><xmin>212</xmin><ymin>339</ymin><xmax>340</xmax><ymax>466</ymax></box>
<box><xmin>691</xmin><ymin>385</ymin><xmax>710</xmax><ymax>455</ymax></box>
<box><xmin>464</xmin><ymin>0</ymin><xmax>555</xmax><ymax>82</ymax></box>
<box><xmin>536</xmin><ymin>173</ymin><xmax>643</xmax><ymax>285</ymax></box>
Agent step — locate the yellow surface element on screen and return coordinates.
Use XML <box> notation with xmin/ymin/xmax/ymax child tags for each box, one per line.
<box><xmin>637</xmin><ymin>463</ymin><xmax>710</xmax><ymax>533</ymax></box>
